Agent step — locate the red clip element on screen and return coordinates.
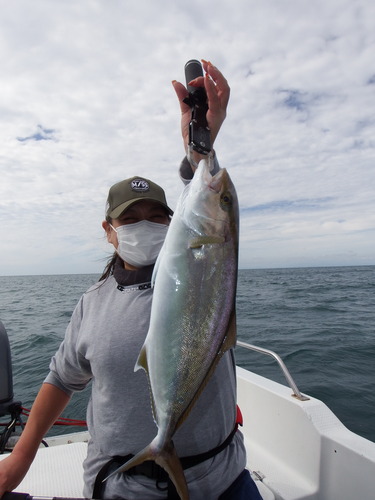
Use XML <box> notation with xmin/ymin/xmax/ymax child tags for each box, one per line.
<box><xmin>236</xmin><ymin>405</ymin><xmax>243</xmax><ymax>427</ymax></box>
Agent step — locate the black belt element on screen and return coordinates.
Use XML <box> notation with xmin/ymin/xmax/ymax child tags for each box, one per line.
<box><xmin>93</xmin><ymin>424</ymin><xmax>238</xmax><ymax>499</ymax></box>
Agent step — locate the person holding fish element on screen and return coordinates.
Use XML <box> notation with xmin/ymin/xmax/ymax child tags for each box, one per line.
<box><xmin>0</xmin><ymin>61</ymin><xmax>262</xmax><ymax>500</ymax></box>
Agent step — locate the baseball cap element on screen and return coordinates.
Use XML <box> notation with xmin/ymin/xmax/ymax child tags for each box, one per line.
<box><xmin>105</xmin><ymin>176</ymin><xmax>173</xmax><ymax>219</ymax></box>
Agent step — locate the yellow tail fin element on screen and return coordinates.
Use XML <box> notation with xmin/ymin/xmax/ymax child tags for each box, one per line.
<box><xmin>104</xmin><ymin>437</ymin><xmax>189</xmax><ymax>500</ymax></box>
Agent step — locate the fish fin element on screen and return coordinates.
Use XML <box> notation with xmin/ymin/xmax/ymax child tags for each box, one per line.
<box><xmin>104</xmin><ymin>438</ymin><xmax>189</xmax><ymax>500</ymax></box>
<box><xmin>221</xmin><ymin>308</ymin><xmax>237</xmax><ymax>352</ymax></box>
<box><xmin>135</xmin><ymin>347</ymin><xmax>159</xmax><ymax>423</ymax></box>
<box><xmin>176</xmin><ymin>308</ymin><xmax>237</xmax><ymax>431</ymax></box>
<box><xmin>156</xmin><ymin>440</ymin><xmax>189</xmax><ymax>500</ymax></box>
<box><xmin>175</xmin><ymin>353</ymin><xmax>223</xmax><ymax>431</ymax></box>
<box><xmin>135</xmin><ymin>345</ymin><xmax>148</xmax><ymax>373</ymax></box>
<box><xmin>189</xmin><ymin>235</ymin><xmax>225</xmax><ymax>248</ymax></box>
<box><xmin>103</xmin><ymin>445</ymin><xmax>151</xmax><ymax>481</ymax></box>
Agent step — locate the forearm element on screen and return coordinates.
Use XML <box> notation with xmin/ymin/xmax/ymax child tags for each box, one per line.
<box><xmin>12</xmin><ymin>383</ymin><xmax>71</xmax><ymax>462</ymax></box>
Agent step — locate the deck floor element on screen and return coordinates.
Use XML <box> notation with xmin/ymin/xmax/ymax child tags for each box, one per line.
<box><xmin>1</xmin><ymin>442</ymin><xmax>87</xmax><ymax>498</ymax></box>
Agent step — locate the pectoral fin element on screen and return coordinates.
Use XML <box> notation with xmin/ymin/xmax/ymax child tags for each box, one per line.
<box><xmin>189</xmin><ymin>236</ymin><xmax>225</xmax><ymax>248</ymax></box>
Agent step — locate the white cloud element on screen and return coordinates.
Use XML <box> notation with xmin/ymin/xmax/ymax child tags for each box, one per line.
<box><xmin>0</xmin><ymin>0</ymin><xmax>374</xmax><ymax>275</ymax></box>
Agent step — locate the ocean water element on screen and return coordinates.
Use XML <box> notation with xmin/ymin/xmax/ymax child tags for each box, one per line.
<box><xmin>0</xmin><ymin>266</ymin><xmax>374</xmax><ymax>443</ymax></box>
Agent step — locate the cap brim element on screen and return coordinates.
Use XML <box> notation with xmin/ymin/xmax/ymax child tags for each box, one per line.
<box><xmin>109</xmin><ymin>198</ymin><xmax>173</xmax><ymax>219</ymax></box>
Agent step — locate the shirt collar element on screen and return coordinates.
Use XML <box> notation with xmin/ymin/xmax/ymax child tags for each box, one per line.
<box><xmin>113</xmin><ymin>256</ymin><xmax>154</xmax><ymax>287</ymax></box>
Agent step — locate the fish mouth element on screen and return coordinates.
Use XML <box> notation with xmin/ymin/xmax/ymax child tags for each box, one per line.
<box><xmin>208</xmin><ymin>168</ymin><xmax>228</xmax><ymax>194</ymax></box>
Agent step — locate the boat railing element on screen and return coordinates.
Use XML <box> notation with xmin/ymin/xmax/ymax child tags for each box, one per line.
<box><xmin>236</xmin><ymin>340</ymin><xmax>310</xmax><ymax>401</ymax></box>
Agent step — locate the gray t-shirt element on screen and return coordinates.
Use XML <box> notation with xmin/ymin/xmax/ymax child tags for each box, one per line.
<box><xmin>45</xmin><ymin>274</ymin><xmax>246</xmax><ymax>499</ymax></box>
<box><xmin>45</xmin><ymin>156</ymin><xmax>246</xmax><ymax>498</ymax></box>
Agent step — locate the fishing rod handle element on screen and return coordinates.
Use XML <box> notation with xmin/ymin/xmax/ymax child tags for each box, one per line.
<box><xmin>184</xmin><ymin>59</ymin><xmax>204</xmax><ymax>93</ymax></box>
<box><xmin>183</xmin><ymin>59</ymin><xmax>211</xmax><ymax>155</ymax></box>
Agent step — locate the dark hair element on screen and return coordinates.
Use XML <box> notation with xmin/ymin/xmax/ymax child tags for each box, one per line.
<box><xmin>99</xmin><ymin>252</ymin><xmax>117</xmax><ymax>282</ymax></box>
<box><xmin>99</xmin><ymin>216</ymin><xmax>120</xmax><ymax>282</ymax></box>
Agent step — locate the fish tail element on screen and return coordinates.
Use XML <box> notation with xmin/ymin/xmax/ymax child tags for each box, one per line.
<box><xmin>155</xmin><ymin>440</ymin><xmax>189</xmax><ymax>500</ymax></box>
<box><xmin>104</xmin><ymin>438</ymin><xmax>189</xmax><ymax>500</ymax></box>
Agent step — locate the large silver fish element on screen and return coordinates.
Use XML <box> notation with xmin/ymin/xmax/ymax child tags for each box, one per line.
<box><xmin>107</xmin><ymin>157</ymin><xmax>239</xmax><ymax>499</ymax></box>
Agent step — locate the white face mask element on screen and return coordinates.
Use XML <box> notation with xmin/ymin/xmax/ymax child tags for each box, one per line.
<box><xmin>110</xmin><ymin>220</ymin><xmax>168</xmax><ymax>268</ymax></box>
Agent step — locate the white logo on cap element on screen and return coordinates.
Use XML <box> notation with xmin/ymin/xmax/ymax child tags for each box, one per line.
<box><xmin>131</xmin><ymin>179</ymin><xmax>150</xmax><ymax>192</ymax></box>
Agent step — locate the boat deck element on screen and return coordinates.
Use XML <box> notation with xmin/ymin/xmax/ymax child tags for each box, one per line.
<box><xmin>1</xmin><ymin>436</ymin><xmax>274</xmax><ymax>499</ymax></box>
<box><xmin>1</xmin><ymin>441</ymin><xmax>87</xmax><ymax>498</ymax></box>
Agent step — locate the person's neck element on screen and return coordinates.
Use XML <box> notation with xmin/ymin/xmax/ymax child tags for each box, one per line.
<box><xmin>113</xmin><ymin>257</ymin><xmax>154</xmax><ymax>286</ymax></box>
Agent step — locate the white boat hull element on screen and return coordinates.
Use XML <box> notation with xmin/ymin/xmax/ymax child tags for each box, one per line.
<box><xmin>237</xmin><ymin>366</ymin><xmax>375</xmax><ymax>500</ymax></box>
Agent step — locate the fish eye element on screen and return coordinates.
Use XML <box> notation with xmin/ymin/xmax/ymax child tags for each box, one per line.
<box><xmin>221</xmin><ymin>192</ymin><xmax>232</xmax><ymax>206</ymax></box>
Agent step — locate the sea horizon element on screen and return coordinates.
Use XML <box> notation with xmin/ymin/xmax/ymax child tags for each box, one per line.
<box><xmin>1</xmin><ymin>262</ymin><xmax>374</xmax><ymax>278</ymax></box>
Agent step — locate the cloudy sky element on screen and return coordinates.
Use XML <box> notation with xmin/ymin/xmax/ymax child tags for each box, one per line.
<box><xmin>1</xmin><ymin>0</ymin><xmax>374</xmax><ymax>275</ymax></box>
